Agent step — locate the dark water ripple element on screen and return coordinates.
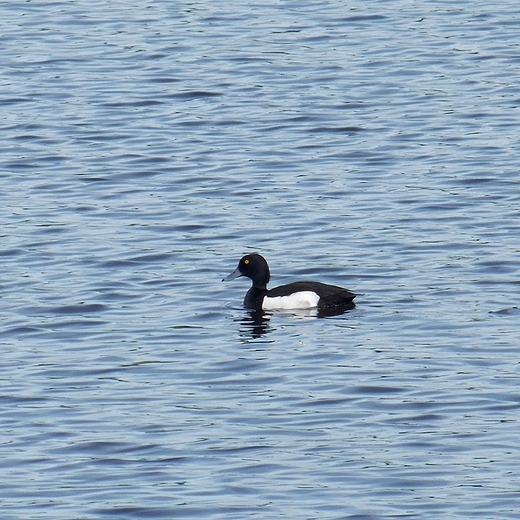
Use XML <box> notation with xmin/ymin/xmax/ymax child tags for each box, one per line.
<box><xmin>1</xmin><ymin>0</ymin><xmax>520</xmax><ymax>519</ymax></box>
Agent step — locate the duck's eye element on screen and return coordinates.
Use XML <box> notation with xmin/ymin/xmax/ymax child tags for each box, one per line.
<box><xmin>244</xmin><ymin>259</ymin><xmax>250</xmax><ymax>265</ymax></box>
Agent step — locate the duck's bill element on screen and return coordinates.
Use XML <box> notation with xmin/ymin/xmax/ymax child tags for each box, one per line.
<box><xmin>222</xmin><ymin>268</ymin><xmax>242</xmax><ymax>282</ymax></box>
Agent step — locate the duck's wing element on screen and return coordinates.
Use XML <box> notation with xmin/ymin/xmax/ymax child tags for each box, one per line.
<box><xmin>268</xmin><ymin>281</ymin><xmax>356</xmax><ymax>307</ymax></box>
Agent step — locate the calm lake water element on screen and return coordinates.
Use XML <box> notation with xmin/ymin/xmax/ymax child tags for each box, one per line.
<box><xmin>1</xmin><ymin>1</ymin><xmax>520</xmax><ymax>518</ymax></box>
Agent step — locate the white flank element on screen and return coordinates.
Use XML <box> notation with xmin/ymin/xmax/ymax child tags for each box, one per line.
<box><xmin>262</xmin><ymin>291</ymin><xmax>320</xmax><ymax>310</ymax></box>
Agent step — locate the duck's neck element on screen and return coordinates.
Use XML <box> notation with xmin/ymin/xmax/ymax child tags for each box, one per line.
<box><xmin>250</xmin><ymin>275</ymin><xmax>268</xmax><ymax>290</ymax></box>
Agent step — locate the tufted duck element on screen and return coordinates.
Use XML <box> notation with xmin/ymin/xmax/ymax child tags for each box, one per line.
<box><xmin>223</xmin><ymin>253</ymin><xmax>356</xmax><ymax>311</ymax></box>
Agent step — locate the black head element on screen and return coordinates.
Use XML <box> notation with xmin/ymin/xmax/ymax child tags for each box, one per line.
<box><xmin>223</xmin><ymin>253</ymin><xmax>270</xmax><ymax>288</ymax></box>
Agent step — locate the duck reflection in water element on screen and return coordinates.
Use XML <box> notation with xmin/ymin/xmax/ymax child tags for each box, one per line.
<box><xmin>238</xmin><ymin>310</ymin><xmax>272</xmax><ymax>339</ymax></box>
<box><xmin>236</xmin><ymin>303</ymin><xmax>355</xmax><ymax>340</ymax></box>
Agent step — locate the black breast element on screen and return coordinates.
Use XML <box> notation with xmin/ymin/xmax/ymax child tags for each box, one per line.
<box><xmin>244</xmin><ymin>286</ymin><xmax>268</xmax><ymax>310</ymax></box>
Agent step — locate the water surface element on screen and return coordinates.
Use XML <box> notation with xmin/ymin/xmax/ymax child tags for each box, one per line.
<box><xmin>1</xmin><ymin>1</ymin><xmax>520</xmax><ymax>518</ymax></box>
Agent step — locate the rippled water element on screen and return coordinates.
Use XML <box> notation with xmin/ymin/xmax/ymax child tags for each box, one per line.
<box><xmin>2</xmin><ymin>1</ymin><xmax>520</xmax><ymax>518</ymax></box>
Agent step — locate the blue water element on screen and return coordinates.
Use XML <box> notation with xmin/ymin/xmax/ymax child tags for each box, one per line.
<box><xmin>1</xmin><ymin>1</ymin><xmax>520</xmax><ymax>518</ymax></box>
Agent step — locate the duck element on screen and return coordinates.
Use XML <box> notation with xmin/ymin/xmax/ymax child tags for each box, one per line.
<box><xmin>223</xmin><ymin>253</ymin><xmax>356</xmax><ymax>311</ymax></box>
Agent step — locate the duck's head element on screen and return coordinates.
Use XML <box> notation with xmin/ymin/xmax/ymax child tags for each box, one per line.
<box><xmin>223</xmin><ymin>253</ymin><xmax>270</xmax><ymax>288</ymax></box>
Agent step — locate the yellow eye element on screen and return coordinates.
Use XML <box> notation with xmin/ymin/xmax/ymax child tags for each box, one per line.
<box><xmin>244</xmin><ymin>259</ymin><xmax>250</xmax><ymax>265</ymax></box>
